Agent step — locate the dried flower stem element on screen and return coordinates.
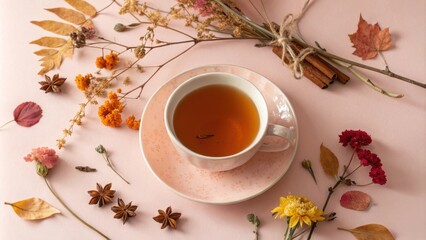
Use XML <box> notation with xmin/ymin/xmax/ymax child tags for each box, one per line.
<box><xmin>57</xmin><ymin>58</ymin><xmax>141</xmax><ymax>149</ymax></box>
<box><xmin>307</xmin><ymin>149</ymin><xmax>361</xmax><ymax>239</ymax></box>
<box><xmin>214</xmin><ymin>0</ymin><xmax>424</xmax><ymax>96</ymax></box>
<box><xmin>96</xmin><ymin>145</ymin><xmax>130</xmax><ymax>184</ymax></box>
<box><xmin>0</xmin><ymin>119</ymin><xmax>14</xmax><ymax>129</ymax></box>
<box><xmin>44</xmin><ymin>177</ymin><xmax>110</xmax><ymax>239</ymax></box>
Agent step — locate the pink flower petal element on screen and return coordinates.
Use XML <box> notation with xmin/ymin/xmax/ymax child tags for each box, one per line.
<box><xmin>340</xmin><ymin>190</ymin><xmax>371</xmax><ymax>211</ymax></box>
<box><xmin>13</xmin><ymin>102</ymin><xmax>43</xmax><ymax>127</ymax></box>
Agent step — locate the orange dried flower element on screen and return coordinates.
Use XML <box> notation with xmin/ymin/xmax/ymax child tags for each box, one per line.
<box><xmin>98</xmin><ymin>92</ymin><xmax>124</xmax><ymax>127</ymax></box>
<box><xmin>96</xmin><ymin>56</ymin><xmax>106</xmax><ymax>69</ymax></box>
<box><xmin>75</xmin><ymin>73</ymin><xmax>93</xmax><ymax>91</ymax></box>
<box><xmin>126</xmin><ymin>115</ymin><xmax>140</xmax><ymax>130</ymax></box>
<box><xmin>104</xmin><ymin>52</ymin><xmax>119</xmax><ymax>70</ymax></box>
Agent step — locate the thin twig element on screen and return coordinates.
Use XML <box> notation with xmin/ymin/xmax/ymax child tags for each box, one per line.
<box><xmin>44</xmin><ymin>177</ymin><xmax>110</xmax><ymax>239</ymax></box>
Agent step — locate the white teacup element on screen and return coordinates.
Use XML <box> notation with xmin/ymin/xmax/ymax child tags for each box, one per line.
<box><xmin>164</xmin><ymin>72</ymin><xmax>294</xmax><ymax>171</ymax></box>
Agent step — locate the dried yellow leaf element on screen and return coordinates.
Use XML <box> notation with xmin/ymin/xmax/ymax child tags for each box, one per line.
<box><xmin>46</xmin><ymin>7</ymin><xmax>86</xmax><ymax>25</ymax></box>
<box><xmin>60</xmin><ymin>40</ymin><xmax>75</xmax><ymax>59</ymax></box>
<box><xmin>31</xmin><ymin>20</ymin><xmax>78</xmax><ymax>36</ymax></box>
<box><xmin>37</xmin><ymin>40</ymin><xmax>74</xmax><ymax>75</ymax></box>
<box><xmin>65</xmin><ymin>0</ymin><xmax>97</xmax><ymax>17</ymax></box>
<box><xmin>30</xmin><ymin>36</ymin><xmax>67</xmax><ymax>48</ymax></box>
<box><xmin>38</xmin><ymin>55</ymin><xmax>56</xmax><ymax>75</ymax></box>
<box><xmin>338</xmin><ymin>224</ymin><xmax>395</xmax><ymax>240</ymax></box>
<box><xmin>34</xmin><ymin>49</ymin><xmax>59</xmax><ymax>56</ymax></box>
<box><xmin>319</xmin><ymin>143</ymin><xmax>339</xmax><ymax>178</ymax></box>
<box><xmin>5</xmin><ymin>197</ymin><xmax>60</xmax><ymax>220</ymax></box>
<box><xmin>82</xmin><ymin>19</ymin><xmax>94</xmax><ymax>29</ymax></box>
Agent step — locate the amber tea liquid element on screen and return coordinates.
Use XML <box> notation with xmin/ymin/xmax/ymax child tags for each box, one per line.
<box><xmin>173</xmin><ymin>84</ymin><xmax>260</xmax><ymax>157</ymax></box>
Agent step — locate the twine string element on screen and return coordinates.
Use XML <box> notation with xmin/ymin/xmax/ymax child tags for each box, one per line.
<box><xmin>267</xmin><ymin>0</ymin><xmax>314</xmax><ymax>79</ymax></box>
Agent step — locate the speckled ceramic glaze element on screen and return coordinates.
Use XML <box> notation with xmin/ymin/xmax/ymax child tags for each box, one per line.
<box><xmin>139</xmin><ymin>65</ymin><xmax>299</xmax><ymax>204</ymax></box>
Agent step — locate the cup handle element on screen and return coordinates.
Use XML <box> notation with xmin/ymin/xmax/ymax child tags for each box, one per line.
<box><xmin>258</xmin><ymin>124</ymin><xmax>294</xmax><ymax>152</ymax></box>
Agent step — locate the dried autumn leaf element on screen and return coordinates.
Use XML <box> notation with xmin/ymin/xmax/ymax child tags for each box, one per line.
<box><xmin>31</xmin><ymin>20</ymin><xmax>78</xmax><ymax>36</ymax></box>
<box><xmin>81</xmin><ymin>19</ymin><xmax>94</xmax><ymax>29</ymax></box>
<box><xmin>338</xmin><ymin>224</ymin><xmax>395</xmax><ymax>240</ymax></box>
<box><xmin>46</xmin><ymin>7</ymin><xmax>87</xmax><ymax>25</ymax></box>
<box><xmin>59</xmin><ymin>40</ymin><xmax>75</xmax><ymax>59</ymax></box>
<box><xmin>319</xmin><ymin>143</ymin><xmax>339</xmax><ymax>178</ymax></box>
<box><xmin>34</xmin><ymin>49</ymin><xmax>59</xmax><ymax>57</ymax></box>
<box><xmin>65</xmin><ymin>0</ymin><xmax>97</xmax><ymax>17</ymax></box>
<box><xmin>4</xmin><ymin>198</ymin><xmax>60</xmax><ymax>220</ymax></box>
<box><xmin>30</xmin><ymin>36</ymin><xmax>67</xmax><ymax>48</ymax></box>
<box><xmin>348</xmin><ymin>15</ymin><xmax>392</xmax><ymax>60</ymax></box>
<box><xmin>37</xmin><ymin>40</ymin><xmax>74</xmax><ymax>75</ymax></box>
<box><xmin>340</xmin><ymin>190</ymin><xmax>371</xmax><ymax>211</ymax></box>
<box><xmin>13</xmin><ymin>102</ymin><xmax>43</xmax><ymax>127</ymax></box>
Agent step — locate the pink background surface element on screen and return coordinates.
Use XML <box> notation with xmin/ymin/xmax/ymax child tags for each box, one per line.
<box><xmin>1</xmin><ymin>0</ymin><xmax>425</xmax><ymax>239</ymax></box>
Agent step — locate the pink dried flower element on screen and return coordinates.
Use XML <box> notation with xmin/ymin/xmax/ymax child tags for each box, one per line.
<box><xmin>369</xmin><ymin>167</ymin><xmax>387</xmax><ymax>185</ymax></box>
<box><xmin>357</xmin><ymin>149</ymin><xmax>382</xmax><ymax>168</ymax></box>
<box><xmin>194</xmin><ymin>0</ymin><xmax>214</xmax><ymax>17</ymax></box>
<box><xmin>339</xmin><ymin>130</ymin><xmax>372</xmax><ymax>149</ymax></box>
<box><xmin>24</xmin><ymin>147</ymin><xmax>59</xmax><ymax>169</ymax></box>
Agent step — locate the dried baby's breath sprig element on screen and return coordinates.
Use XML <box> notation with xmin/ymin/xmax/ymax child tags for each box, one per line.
<box><xmin>95</xmin><ymin>144</ymin><xmax>130</xmax><ymax>184</ymax></box>
<box><xmin>56</xmin><ymin>103</ymin><xmax>86</xmax><ymax>149</ymax></box>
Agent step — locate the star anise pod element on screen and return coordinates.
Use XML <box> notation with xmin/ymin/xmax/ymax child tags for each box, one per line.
<box><xmin>153</xmin><ymin>206</ymin><xmax>182</xmax><ymax>229</ymax></box>
<box><xmin>88</xmin><ymin>183</ymin><xmax>115</xmax><ymax>207</ymax></box>
<box><xmin>111</xmin><ymin>198</ymin><xmax>138</xmax><ymax>224</ymax></box>
<box><xmin>39</xmin><ymin>74</ymin><xmax>66</xmax><ymax>93</ymax></box>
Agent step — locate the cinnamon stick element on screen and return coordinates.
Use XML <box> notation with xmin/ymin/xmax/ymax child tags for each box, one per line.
<box><xmin>291</xmin><ymin>41</ymin><xmax>350</xmax><ymax>84</ymax></box>
<box><xmin>272</xmin><ymin>46</ymin><xmax>328</xmax><ymax>89</ymax></box>
<box><xmin>290</xmin><ymin>42</ymin><xmax>336</xmax><ymax>82</ymax></box>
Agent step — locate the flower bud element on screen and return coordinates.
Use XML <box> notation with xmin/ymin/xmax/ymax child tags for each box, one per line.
<box><xmin>95</xmin><ymin>144</ymin><xmax>106</xmax><ymax>153</ymax></box>
<box><xmin>301</xmin><ymin>159</ymin><xmax>312</xmax><ymax>169</ymax></box>
<box><xmin>114</xmin><ymin>23</ymin><xmax>127</xmax><ymax>32</ymax></box>
<box><xmin>36</xmin><ymin>162</ymin><xmax>49</xmax><ymax>177</ymax></box>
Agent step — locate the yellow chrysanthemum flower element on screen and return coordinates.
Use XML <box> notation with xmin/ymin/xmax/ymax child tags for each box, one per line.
<box><xmin>271</xmin><ymin>195</ymin><xmax>324</xmax><ymax>228</ymax></box>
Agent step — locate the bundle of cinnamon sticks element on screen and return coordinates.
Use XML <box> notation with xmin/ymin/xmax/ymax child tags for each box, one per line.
<box><xmin>272</xmin><ymin>41</ymin><xmax>350</xmax><ymax>89</ymax></box>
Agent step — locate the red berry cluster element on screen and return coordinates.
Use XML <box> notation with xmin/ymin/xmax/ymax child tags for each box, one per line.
<box><xmin>339</xmin><ymin>130</ymin><xmax>387</xmax><ymax>185</ymax></box>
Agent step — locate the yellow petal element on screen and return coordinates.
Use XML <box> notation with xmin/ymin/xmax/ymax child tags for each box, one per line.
<box><xmin>302</xmin><ymin>216</ymin><xmax>312</xmax><ymax>226</ymax></box>
<box><xmin>289</xmin><ymin>215</ymin><xmax>300</xmax><ymax>228</ymax></box>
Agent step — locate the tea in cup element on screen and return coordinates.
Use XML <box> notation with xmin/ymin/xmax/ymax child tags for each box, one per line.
<box><xmin>164</xmin><ymin>72</ymin><xmax>294</xmax><ymax>171</ymax></box>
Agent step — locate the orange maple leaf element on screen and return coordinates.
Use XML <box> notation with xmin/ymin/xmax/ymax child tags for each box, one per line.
<box><xmin>348</xmin><ymin>15</ymin><xmax>392</xmax><ymax>60</ymax></box>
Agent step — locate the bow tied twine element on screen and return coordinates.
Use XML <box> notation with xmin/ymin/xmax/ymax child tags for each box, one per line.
<box><xmin>267</xmin><ymin>0</ymin><xmax>314</xmax><ymax>79</ymax></box>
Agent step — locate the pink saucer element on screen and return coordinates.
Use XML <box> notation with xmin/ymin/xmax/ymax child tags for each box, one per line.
<box><xmin>139</xmin><ymin>65</ymin><xmax>299</xmax><ymax>204</ymax></box>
